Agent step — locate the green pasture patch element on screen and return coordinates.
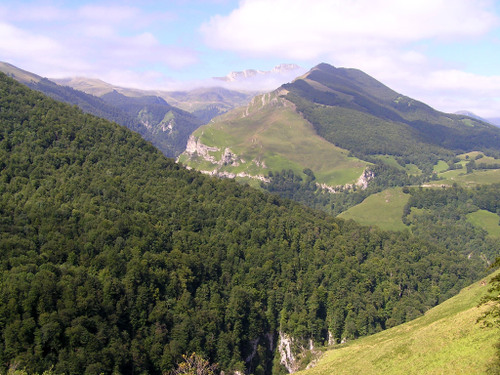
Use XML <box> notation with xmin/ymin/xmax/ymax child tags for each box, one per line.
<box><xmin>404</xmin><ymin>163</ymin><xmax>421</xmax><ymax>176</ymax></box>
<box><xmin>338</xmin><ymin>188</ymin><xmax>409</xmax><ymax>231</ymax></box>
<box><xmin>433</xmin><ymin>160</ymin><xmax>449</xmax><ymax>173</ymax></box>
<box><xmin>373</xmin><ymin>155</ymin><xmax>404</xmax><ymax>170</ymax></box>
<box><xmin>467</xmin><ymin>210</ymin><xmax>500</xmax><ymax>238</ymax></box>
<box><xmin>429</xmin><ymin>169</ymin><xmax>500</xmax><ymax>187</ymax></box>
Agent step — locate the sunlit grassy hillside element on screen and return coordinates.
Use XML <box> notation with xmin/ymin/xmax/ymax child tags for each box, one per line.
<box><xmin>179</xmin><ymin>91</ymin><xmax>368</xmax><ymax>187</ymax></box>
<box><xmin>298</xmin><ymin>271</ymin><xmax>499</xmax><ymax>375</ymax></box>
<box><xmin>338</xmin><ymin>187</ymin><xmax>409</xmax><ymax>231</ymax></box>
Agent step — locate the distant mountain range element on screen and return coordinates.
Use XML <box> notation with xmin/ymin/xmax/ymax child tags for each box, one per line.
<box><xmin>455</xmin><ymin>110</ymin><xmax>500</xmax><ymax>127</ymax></box>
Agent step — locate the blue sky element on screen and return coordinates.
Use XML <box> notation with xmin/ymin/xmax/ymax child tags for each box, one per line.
<box><xmin>1</xmin><ymin>0</ymin><xmax>500</xmax><ymax>118</ymax></box>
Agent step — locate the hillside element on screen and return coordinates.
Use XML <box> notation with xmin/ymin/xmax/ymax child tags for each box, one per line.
<box><xmin>284</xmin><ymin>63</ymin><xmax>500</xmax><ymax>173</ymax></box>
<box><xmin>0</xmin><ymin>62</ymin><xmax>202</xmax><ymax>158</ymax></box>
<box><xmin>178</xmin><ymin>89</ymin><xmax>369</xmax><ymax>188</ymax></box>
<box><xmin>0</xmin><ymin>73</ymin><xmax>487</xmax><ymax>374</ymax></box>
<box><xmin>99</xmin><ymin>90</ymin><xmax>202</xmax><ymax>157</ymax></box>
<box><xmin>298</xmin><ymin>270</ymin><xmax>500</xmax><ymax>375</ymax></box>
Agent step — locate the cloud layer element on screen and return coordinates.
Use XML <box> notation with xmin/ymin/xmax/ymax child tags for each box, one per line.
<box><xmin>0</xmin><ymin>3</ymin><xmax>197</xmax><ymax>88</ymax></box>
<box><xmin>202</xmin><ymin>0</ymin><xmax>497</xmax><ymax>59</ymax></box>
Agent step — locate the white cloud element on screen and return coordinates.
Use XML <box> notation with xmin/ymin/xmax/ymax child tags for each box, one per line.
<box><xmin>201</xmin><ymin>0</ymin><xmax>498</xmax><ymax>59</ymax></box>
<box><xmin>201</xmin><ymin>0</ymin><xmax>500</xmax><ymax>117</ymax></box>
<box><xmin>0</xmin><ymin>2</ymin><xmax>198</xmax><ymax>85</ymax></box>
<box><xmin>0</xmin><ymin>22</ymin><xmax>62</xmax><ymax>58</ymax></box>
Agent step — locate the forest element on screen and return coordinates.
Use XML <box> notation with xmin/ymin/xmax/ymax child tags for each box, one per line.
<box><xmin>0</xmin><ymin>73</ymin><xmax>493</xmax><ymax>374</ymax></box>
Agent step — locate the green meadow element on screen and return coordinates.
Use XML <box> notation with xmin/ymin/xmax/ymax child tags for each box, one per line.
<box><xmin>338</xmin><ymin>188</ymin><xmax>409</xmax><ymax>231</ymax></box>
<box><xmin>428</xmin><ymin>168</ymin><xmax>500</xmax><ymax>187</ymax></box>
<box><xmin>298</xmin><ymin>271</ymin><xmax>499</xmax><ymax>375</ymax></box>
<box><xmin>467</xmin><ymin>210</ymin><xmax>500</xmax><ymax>238</ymax></box>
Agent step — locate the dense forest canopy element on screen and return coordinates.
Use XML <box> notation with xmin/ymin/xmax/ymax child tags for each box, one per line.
<box><xmin>0</xmin><ymin>74</ymin><xmax>489</xmax><ymax>374</ymax></box>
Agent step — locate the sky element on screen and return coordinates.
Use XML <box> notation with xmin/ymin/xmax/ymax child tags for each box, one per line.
<box><xmin>1</xmin><ymin>0</ymin><xmax>500</xmax><ymax>118</ymax></box>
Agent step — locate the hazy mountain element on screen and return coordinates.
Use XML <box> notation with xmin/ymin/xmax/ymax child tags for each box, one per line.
<box><xmin>214</xmin><ymin>63</ymin><xmax>303</xmax><ymax>82</ymax></box>
<box><xmin>53</xmin><ymin>77</ymin><xmax>258</xmax><ymax>123</ymax></box>
<box><xmin>100</xmin><ymin>90</ymin><xmax>203</xmax><ymax>156</ymax></box>
<box><xmin>454</xmin><ymin>110</ymin><xmax>492</xmax><ymax>123</ymax></box>
<box><xmin>0</xmin><ymin>61</ymin><xmax>43</xmax><ymax>84</ymax></box>
<box><xmin>487</xmin><ymin>117</ymin><xmax>500</xmax><ymax>127</ymax></box>
<box><xmin>162</xmin><ymin>87</ymin><xmax>257</xmax><ymax>123</ymax></box>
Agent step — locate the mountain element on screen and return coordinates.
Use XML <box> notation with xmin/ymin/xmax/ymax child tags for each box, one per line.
<box><xmin>0</xmin><ymin>61</ymin><xmax>202</xmax><ymax>157</ymax></box>
<box><xmin>298</xmin><ymin>270</ymin><xmax>500</xmax><ymax>375</ymax></box>
<box><xmin>0</xmin><ymin>72</ymin><xmax>486</xmax><ymax>374</ymax></box>
<box><xmin>161</xmin><ymin>87</ymin><xmax>257</xmax><ymax>124</ymax></box>
<box><xmin>487</xmin><ymin>117</ymin><xmax>500</xmax><ymax>127</ymax></box>
<box><xmin>454</xmin><ymin>110</ymin><xmax>489</xmax><ymax>122</ymax></box>
<box><xmin>178</xmin><ymin>88</ymin><xmax>370</xmax><ymax>189</ymax></box>
<box><xmin>53</xmin><ymin>77</ymin><xmax>258</xmax><ymax>123</ymax></box>
<box><xmin>0</xmin><ymin>61</ymin><xmax>43</xmax><ymax>84</ymax></box>
<box><xmin>180</xmin><ymin>63</ymin><xmax>500</xmax><ymax>188</ymax></box>
<box><xmin>282</xmin><ymin>64</ymin><xmax>499</xmax><ymax>169</ymax></box>
<box><xmin>99</xmin><ymin>90</ymin><xmax>203</xmax><ymax>157</ymax></box>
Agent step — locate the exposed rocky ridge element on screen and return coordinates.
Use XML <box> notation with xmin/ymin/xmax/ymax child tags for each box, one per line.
<box><xmin>277</xmin><ymin>332</ymin><xmax>322</xmax><ymax>373</ymax></box>
<box><xmin>181</xmin><ymin>135</ymin><xmax>270</xmax><ymax>182</ymax></box>
<box><xmin>317</xmin><ymin>169</ymin><xmax>375</xmax><ymax>193</ymax></box>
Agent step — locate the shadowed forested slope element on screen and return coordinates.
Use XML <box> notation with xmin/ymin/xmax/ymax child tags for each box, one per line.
<box><xmin>0</xmin><ymin>73</ymin><xmax>486</xmax><ymax>374</ymax></box>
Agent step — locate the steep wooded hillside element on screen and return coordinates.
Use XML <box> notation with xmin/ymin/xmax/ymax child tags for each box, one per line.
<box><xmin>0</xmin><ymin>73</ymin><xmax>486</xmax><ymax>374</ymax></box>
<box><xmin>0</xmin><ymin>62</ymin><xmax>202</xmax><ymax>158</ymax></box>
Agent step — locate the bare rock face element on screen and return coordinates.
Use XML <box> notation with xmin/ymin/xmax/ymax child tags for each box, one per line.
<box><xmin>181</xmin><ymin>136</ymin><xmax>270</xmax><ymax>183</ymax></box>
<box><xmin>184</xmin><ymin>135</ymin><xmax>219</xmax><ymax>164</ymax></box>
<box><xmin>278</xmin><ymin>331</ymin><xmax>299</xmax><ymax>373</ymax></box>
<box><xmin>356</xmin><ymin>169</ymin><xmax>375</xmax><ymax>189</ymax></box>
<box><xmin>317</xmin><ymin>168</ymin><xmax>375</xmax><ymax>193</ymax></box>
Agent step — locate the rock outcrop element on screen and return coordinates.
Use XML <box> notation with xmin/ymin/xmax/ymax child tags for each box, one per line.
<box><xmin>181</xmin><ymin>136</ymin><xmax>269</xmax><ymax>183</ymax></box>
<box><xmin>318</xmin><ymin>168</ymin><xmax>375</xmax><ymax>193</ymax></box>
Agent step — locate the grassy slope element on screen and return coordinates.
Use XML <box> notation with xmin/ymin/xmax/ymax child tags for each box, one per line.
<box><xmin>427</xmin><ymin>169</ymin><xmax>500</xmax><ymax>187</ymax></box>
<box><xmin>0</xmin><ymin>61</ymin><xmax>42</xmax><ymax>84</ymax></box>
<box><xmin>338</xmin><ymin>188</ymin><xmax>409</xmax><ymax>231</ymax></box>
<box><xmin>427</xmin><ymin>153</ymin><xmax>500</xmax><ymax>187</ymax></box>
<box><xmin>180</xmin><ymin>93</ymin><xmax>368</xmax><ymax>186</ymax></box>
<box><xmin>299</xmin><ymin>271</ymin><xmax>499</xmax><ymax>375</ymax></box>
<box><xmin>467</xmin><ymin>210</ymin><xmax>500</xmax><ymax>238</ymax></box>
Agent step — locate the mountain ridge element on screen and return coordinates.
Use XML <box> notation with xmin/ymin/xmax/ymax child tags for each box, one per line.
<box><xmin>180</xmin><ymin>63</ymin><xmax>500</xmax><ymax>191</ymax></box>
<box><xmin>0</xmin><ymin>61</ymin><xmax>203</xmax><ymax>157</ymax></box>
